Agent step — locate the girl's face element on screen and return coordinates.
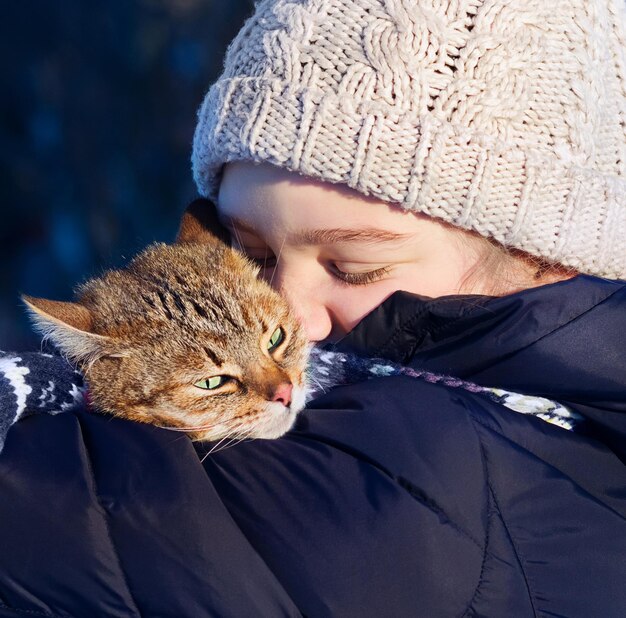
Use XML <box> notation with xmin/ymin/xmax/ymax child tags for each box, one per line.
<box><xmin>218</xmin><ymin>162</ymin><xmax>501</xmax><ymax>342</ymax></box>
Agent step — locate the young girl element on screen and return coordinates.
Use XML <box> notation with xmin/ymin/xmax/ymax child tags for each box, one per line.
<box><xmin>1</xmin><ymin>0</ymin><xmax>625</xmax><ymax>616</ymax></box>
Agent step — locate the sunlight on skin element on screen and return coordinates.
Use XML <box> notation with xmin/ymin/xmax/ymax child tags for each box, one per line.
<box><xmin>218</xmin><ymin>161</ymin><xmax>525</xmax><ymax>342</ymax></box>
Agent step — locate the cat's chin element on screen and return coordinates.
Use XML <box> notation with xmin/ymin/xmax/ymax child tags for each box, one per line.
<box><xmin>290</xmin><ymin>385</ymin><xmax>307</xmax><ymax>415</ymax></box>
<box><xmin>253</xmin><ymin>403</ymin><xmax>299</xmax><ymax>439</ymax></box>
<box><xmin>192</xmin><ymin>387</ymin><xmax>307</xmax><ymax>442</ymax></box>
<box><xmin>253</xmin><ymin>388</ymin><xmax>307</xmax><ymax>439</ymax></box>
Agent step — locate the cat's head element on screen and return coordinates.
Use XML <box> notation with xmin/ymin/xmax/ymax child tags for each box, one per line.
<box><xmin>22</xmin><ymin>199</ymin><xmax>309</xmax><ymax>441</ymax></box>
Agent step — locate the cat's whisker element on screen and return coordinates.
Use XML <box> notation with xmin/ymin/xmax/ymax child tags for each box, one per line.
<box><xmin>153</xmin><ymin>419</ymin><xmax>228</xmax><ymax>433</ymax></box>
<box><xmin>307</xmin><ymin>375</ymin><xmax>326</xmax><ymax>392</ymax></box>
<box><xmin>171</xmin><ymin>434</ymin><xmax>194</xmax><ymax>446</ymax></box>
<box><xmin>153</xmin><ymin>424</ymin><xmax>204</xmax><ymax>433</ymax></box>
<box><xmin>200</xmin><ymin>436</ymin><xmax>245</xmax><ymax>462</ymax></box>
<box><xmin>153</xmin><ymin>424</ymin><xmax>188</xmax><ymax>432</ymax></box>
<box><xmin>207</xmin><ymin>435</ymin><xmax>231</xmax><ymax>456</ymax></box>
<box><xmin>222</xmin><ymin>437</ymin><xmax>239</xmax><ymax>450</ymax></box>
<box><xmin>231</xmin><ymin>222</ymin><xmax>244</xmax><ymax>251</ymax></box>
<box><xmin>227</xmin><ymin>417</ymin><xmax>264</xmax><ymax>437</ymax></box>
<box><xmin>304</xmin><ymin>374</ymin><xmax>328</xmax><ymax>399</ymax></box>
<box><xmin>210</xmin><ymin>437</ymin><xmax>242</xmax><ymax>455</ymax></box>
<box><xmin>269</xmin><ymin>234</ymin><xmax>287</xmax><ymax>288</ymax></box>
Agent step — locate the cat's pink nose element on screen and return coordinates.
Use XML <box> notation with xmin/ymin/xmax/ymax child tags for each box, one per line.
<box><xmin>272</xmin><ymin>383</ymin><xmax>293</xmax><ymax>407</ymax></box>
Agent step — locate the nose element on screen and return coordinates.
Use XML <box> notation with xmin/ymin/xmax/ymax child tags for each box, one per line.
<box><xmin>294</xmin><ymin>301</ymin><xmax>334</xmax><ymax>343</ymax></box>
<box><xmin>272</xmin><ymin>267</ymin><xmax>334</xmax><ymax>342</ymax></box>
<box><xmin>272</xmin><ymin>382</ymin><xmax>293</xmax><ymax>406</ymax></box>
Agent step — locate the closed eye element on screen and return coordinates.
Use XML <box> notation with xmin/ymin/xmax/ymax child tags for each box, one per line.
<box><xmin>233</xmin><ymin>234</ymin><xmax>391</xmax><ymax>285</ymax></box>
<box><xmin>242</xmin><ymin>250</ymin><xmax>390</xmax><ymax>286</ymax></box>
<box><xmin>248</xmin><ymin>254</ymin><xmax>277</xmax><ymax>269</ymax></box>
<box><xmin>229</xmin><ymin>232</ymin><xmax>276</xmax><ymax>269</ymax></box>
<box><xmin>329</xmin><ymin>264</ymin><xmax>391</xmax><ymax>285</ymax></box>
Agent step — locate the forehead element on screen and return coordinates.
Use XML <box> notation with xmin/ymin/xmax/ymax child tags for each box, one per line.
<box><xmin>136</xmin><ymin>294</ymin><xmax>286</xmax><ymax>353</ymax></box>
<box><xmin>218</xmin><ymin>161</ymin><xmax>414</xmax><ymax>237</ymax></box>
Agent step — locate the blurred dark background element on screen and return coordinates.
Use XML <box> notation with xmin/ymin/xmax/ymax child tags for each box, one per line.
<box><xmin>1</xmin><ymin>0</ymin><xmax>254</xmax><ymax>349</ymax></box>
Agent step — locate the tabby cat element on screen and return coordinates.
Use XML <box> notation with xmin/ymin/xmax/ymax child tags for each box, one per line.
<box><xmin>22</xmin><ymin>200</ymin><xmax>309</xmax><ymax>442</ymax></box>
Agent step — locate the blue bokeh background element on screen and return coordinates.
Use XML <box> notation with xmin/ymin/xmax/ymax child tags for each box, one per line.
<box><xmin>1</xmin><ymin>0</ymin><xmax>254</xmax><ymax>349</ymax></box>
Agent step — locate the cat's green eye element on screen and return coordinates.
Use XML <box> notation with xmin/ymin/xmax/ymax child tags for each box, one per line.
<box><xmin>267</xmin><ymin>327</ymin><xmax>284</xmax><ymax>352</ymax></box>
<box><xmin>194</xmin><ymin>376</ymin><xmax>226</xmax><ymax>390</ymax></box>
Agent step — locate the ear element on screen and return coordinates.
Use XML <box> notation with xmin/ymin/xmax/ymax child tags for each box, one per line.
<box><xmin>175</xmin><ymin>198</ymin><xmax>232</xmax><ymax>246</ymax></box>
<box><xmin>21</xmin><ymin>295</ymin><xmax>113</xmax><ymax>366</ymax></box>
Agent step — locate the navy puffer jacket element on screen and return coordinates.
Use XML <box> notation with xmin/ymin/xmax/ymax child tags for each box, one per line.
<box><xmin>0</xmin><ymin>275</ymin><xmax>625</xmax><ymax>617</ymax></box>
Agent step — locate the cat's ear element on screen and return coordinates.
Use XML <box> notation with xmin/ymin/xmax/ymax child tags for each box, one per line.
<box><xmin>21</xmin><ymin>295</ymin><xmax>113</xmax><ymax>365</ymax></box>
<box><xmin>176</xmin><ymin>198</ymin><xmax>232</xmax><ymax>246</ymax></box>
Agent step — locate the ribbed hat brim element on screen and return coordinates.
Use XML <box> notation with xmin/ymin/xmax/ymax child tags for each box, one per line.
<box><xmin>193</xmin><ymin>76</ymin><xmax>626</xmax><ymax>279</ymax></box>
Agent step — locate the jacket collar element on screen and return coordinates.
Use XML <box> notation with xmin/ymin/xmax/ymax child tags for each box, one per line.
<box><xmin>332</xmin><ymin>274</ymin><xmax>626</xmax><ymax>400</ymax></box>
<box><xmin>331</xmin><ymin>275</ymin><xmax>626</xmax><ymax>457</ymax></box>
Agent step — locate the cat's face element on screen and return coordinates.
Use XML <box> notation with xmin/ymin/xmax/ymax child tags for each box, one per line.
<box><xmin>91</xmin><ymin>246</ymin><xmax>309</xmax><ymax>441</ymax></box>
<box><xmin>23</xmin><ymin>203</ymin><xmax>310</xmax><ymax>441</ymax></box>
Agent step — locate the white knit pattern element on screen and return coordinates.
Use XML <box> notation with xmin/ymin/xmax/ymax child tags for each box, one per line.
<box><xmin>0</xmin><ymin>356</ymin><xmax>32</xmax><ymax>423</ymax></box>
<box><xmin>193</xmin><ymin>0</ymin><xmax>626</xmax><ymax>279</ymax></box>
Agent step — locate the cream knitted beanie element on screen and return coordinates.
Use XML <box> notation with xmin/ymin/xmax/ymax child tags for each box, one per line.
<box><xmin>192</xmin><ymin>0</ymin><xmax>626</xmax><ymax>279</ymax></box>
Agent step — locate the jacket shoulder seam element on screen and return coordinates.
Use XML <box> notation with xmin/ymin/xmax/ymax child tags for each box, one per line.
<box><xmin>396</xmin><ymin>476</ymin><xmax>483</xmax><ymax>551</ymax></box>
<box><xmin>467</xmin><ymin>408</ymin><xmax>626</xmax><ymax>521</ymax></box>
<box><xmin>74</xmin><ymin>415</ymin><xmax>143</xmax><ymax>618</ymax></box>
<box><xmin>464</xmin><ymin>412</ymin><xmax>540</xmax><ymax>617</ymax></box>
<box><xmin>298</xmin><ymin>431</ymin><xmax>485</xmax><ymax>551</ymax></box>
<box><xmin>487</xmin><ymin>486</ymin><xmax>538</xmax><ymax>617</ymax></box>
<box><xmin>450</xmin><ymin>392</ymin><xmax>493</xmax><ymax>618</ymax></box>
<box><xmin>458</xmin><ymin>508</ymin><xmax>492</xmax><ymax>616</ymax></box>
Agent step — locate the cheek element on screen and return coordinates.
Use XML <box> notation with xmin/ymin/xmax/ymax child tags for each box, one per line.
<box><xmin>394</xmin><ymin>259</ymin><xmax>470</xmax><ymax>298</ymax></box>
<box><xmin>327</xmin><ymin>283</ymin><xmax>397</xmax><ymax>332</ymax></box>
<box><xmin>324</xmin><ymin>259</ymin><xmax>468</xmax><ymax>333</ymax></box>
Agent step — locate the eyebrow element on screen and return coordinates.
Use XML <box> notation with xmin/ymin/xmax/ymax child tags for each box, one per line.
<box><xmin>225</xmin><ymin>217</ymin><xmax>411</xmax><ymax>245</ymax></box>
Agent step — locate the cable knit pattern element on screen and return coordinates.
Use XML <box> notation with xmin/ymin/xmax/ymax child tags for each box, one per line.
<box><xmin>193</xmin><ymin>0</ymin><xmax>626</xmax><ymax>278</ymax></box>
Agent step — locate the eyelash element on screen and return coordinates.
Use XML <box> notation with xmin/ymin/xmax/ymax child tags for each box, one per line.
<box><xmin>331</xmin><ymin>265</ymin><xmax>391</xmax><ymax>286</ymax></box>
<box><xmin>245</xmin><ymin>254</ymin><xmax>390</xmax><ymax>286</ymax></box>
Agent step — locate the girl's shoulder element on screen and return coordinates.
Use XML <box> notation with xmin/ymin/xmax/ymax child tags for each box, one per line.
<box><xmin>1</xmin><ymin>372</ymin><xmax>625</xmax><ymax>617</ymax></box>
